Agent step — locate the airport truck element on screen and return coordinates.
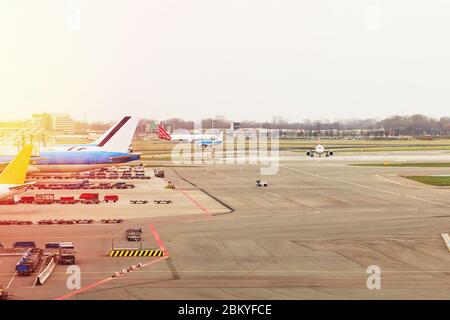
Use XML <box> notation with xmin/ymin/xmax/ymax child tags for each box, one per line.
<box><xmin>35</xmin><ymin>194</ymin><xmax>55</xmax><ymax>204</ymax></box>
<box><xmin>15</xmin><ymin>248</ymin><xmax>43</xmax><ymax>276</ymax></box>
<box><xmin>126</xmin><ymin>228</ymin><xmax>142</xmax><ymax>241</ymax></box>
<box><xmin>154</xmin><ymin>169</ymin><xmax>164</xmax><ymax>178</ymax></box>
<box><xmin>79</xmin><ymin>193</ymin><xmax>100</xmax><ymax>204</ymax></box>
<box><xmin>57</xmin><ymin>242</ymin><xmax>76</xmax><ymax>265</ymax></box>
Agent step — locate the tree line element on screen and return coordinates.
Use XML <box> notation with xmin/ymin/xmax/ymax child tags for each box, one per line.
<box><xmin>162</xmin><ymin>115</ymin><xmax>450</xmax><ymax>136</ymax></box>
<box><xmin>76</xmin><ymin>114</ymin><xmax>450</xmax><ymax>137</ymax></box>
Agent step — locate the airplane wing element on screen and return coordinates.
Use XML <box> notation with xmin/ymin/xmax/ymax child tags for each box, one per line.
<box><xmin>0</xmin><ymin>162</ymin><xmax>8</xmax><ymax>171</ymax></box>
<box><xmin>9</xmin><ymin>182</ymin><xmax>36</xmax><ymax>191</ymax></box>
<box><xmin>30</xmin><ymin>157</ymin><xmax>48</xmax><ymax>164</ymax></box>
<box><xmin>108</xmin><ymin>154</ymin><xmax>141</xmax><ymax>163</ymax></box>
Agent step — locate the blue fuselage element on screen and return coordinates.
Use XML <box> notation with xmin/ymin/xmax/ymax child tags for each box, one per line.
<box><xmin>0</xmin><ymin>150</ymin><xmax>140</xmax><ymax>174</ymax></box>
<box><xmin>37</xmin><ymin>151</ymin><xmax>140</xmax><ymax>164</ymax></box>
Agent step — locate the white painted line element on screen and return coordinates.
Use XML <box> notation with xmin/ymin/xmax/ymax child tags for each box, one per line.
<box><xmin>441</xmin><ymin>233</ymin><xmax>450</xmax><ymax>252</ymax></box>
<box><xmin>283</xmin><ymin>166</ymin><xmax>450</xmax><ymax>209</ymax></box>
<box><xmin>6</xmin><ymin>272</ymin><xmax>17</xmax><ymax>290</ymax></box>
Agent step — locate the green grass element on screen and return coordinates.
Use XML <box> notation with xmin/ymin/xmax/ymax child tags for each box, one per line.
<box><xmin>350</xmin><ymin>162</ymin><xmax>450</xmax><ymax>167</ymax></box>
<box><xmin>405</xmin><ymin>176</ymin><xmax>450</xmax><ymax>186</ymax></box>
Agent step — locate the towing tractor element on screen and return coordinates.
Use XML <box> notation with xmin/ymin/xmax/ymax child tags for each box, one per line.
<box><xmin>126</xmin><ymin>228</ymin><xmax>142</xmax><ymax>241</ymax></box>
<box><xmin>0</xmin><ymin>285</ymin><xmax>8</xmax><ymax>299</ymax></box>
<box><xmin>256</xmin><ymin>179</ymin><xmax>268</xmax><ymax>187</ymax></box>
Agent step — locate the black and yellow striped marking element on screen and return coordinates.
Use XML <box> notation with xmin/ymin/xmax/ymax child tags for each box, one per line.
<box><xmin>109</xmin><ymin>249</ymin><xmax>165</xmax><ymax>257</ymax></box>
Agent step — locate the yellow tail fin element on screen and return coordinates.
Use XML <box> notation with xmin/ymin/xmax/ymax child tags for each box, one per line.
<box><xmin>0</xmin><ymin>145</ymin><xmax>32</xmax><ymax>185</ymax></box>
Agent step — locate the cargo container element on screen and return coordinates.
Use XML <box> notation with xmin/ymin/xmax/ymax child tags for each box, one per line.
<box><xmin>60</xmin><ymin>196</ymin><xmax>77</xmax><ymax>204</ymax></box>
<box><xmin>104</xmin><ymin>195</ymin><xmax>119</xmax><ymax>203</ymax></box>
<box><xmin>79</xmin><ymin>193</ymin><xmax>100</xmax><ymax>204</ymax></box>
<box><xmin>20</xmin><ymin>196</ymin><xmax>35</xmax><ymax>204</ymax></box>
<box><xmin>13</xmin><ymin>241</ymin><xmax>36</xmax><ymax>248</ymax></box>
<box><xmin>35</xmin><ymin>194</ymin><xmax>55</xmax><ymax>204</ymax></box>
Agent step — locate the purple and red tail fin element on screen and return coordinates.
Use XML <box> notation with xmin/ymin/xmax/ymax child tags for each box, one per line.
<box><xmin>157</xmin><ymin>125</ymin><xmax>172</xmax><ymax>141</ymax></box>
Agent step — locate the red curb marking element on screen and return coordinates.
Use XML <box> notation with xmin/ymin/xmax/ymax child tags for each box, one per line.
<box><xmin>149</xmin><ymin>223</ymin><xmax>168</xmax><ymax>254</ymax></box>
<box><xmin>178</xmin><ymin>189</ymin><xmax>212</xmax><ymax>217</ymax></box>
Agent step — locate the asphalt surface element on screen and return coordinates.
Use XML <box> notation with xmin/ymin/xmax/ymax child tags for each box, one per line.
<box><xmin>2</xmin><ymin>151</ymin><xmax>450</xmax><ymax>299</ymax></box>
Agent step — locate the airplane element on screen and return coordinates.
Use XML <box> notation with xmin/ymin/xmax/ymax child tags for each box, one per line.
<box><xmin>0</xmin><ymin>145</ymin><xmax>34</xmax><ymax>200</ymax></box>
<box><xmin>0</xmin><ymin>116</ymin><xmax>140</xmax><ymax>175</ymax></box>
<box><xmin>157</xmin><ymin>125</ymin><xmax>218</xmax><ymax>143</ymax></box>
<box><xmin>157</xmin><ymin>125</ymin><xmax>223</xmax><ymax>149</ymax></box>
<box><xmin>306</xmin><ymin>139</ymin><xmax>334</xmax><ymax>158</ymax></box>
<box><xmin>196</xmin><ymin>131</ymin><xmax>224</xmax><ymax>149</ymax></box>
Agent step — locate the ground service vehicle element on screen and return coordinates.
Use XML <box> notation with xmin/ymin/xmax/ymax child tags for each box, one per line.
<box><xmin>114</xmin><ymin>182</ymin><xmax>135</xmax><ymax>189</ymax></box>
<box><xmin>126</xmin><ymin>228</ymin><xmax>142</xmax><ymax>241</ymax></box>
<box><xmin>104</xmin><ymin>195</ymin><xmax>119</xmax><ymax>203</ymax></box>
<box><xmin>35</xmin><ymin>194</ymin><xmax>55</xmax><ymax>204</ymax></box>
<box><xmin>13</xmin><ymin>241</ymin><xmax>36</xmax><ymax>248</ymax></box>
<box><xmin>101</xmin><ymin>219</ymin><xmax>123</xmax><ymax>224</ymax></box>
<box><xmin>75</xmin><ymin>219</ymin><xmax>94</xmax><ymax>224</ymax></box>
<box><xmin>60</xmin><ymin>196</ymin><xmax>77</xmax><ymax>204</ymax></box>
<box><xmin>16</xmin><ymin>221</ymin><xmax>32</xmax><ymax>225</ymax></box>
<box><xmin>256</xmin><ymin>179</ymin><xmax>268</xmax><ymax>187</ymax></box>
<box><xmin>58</xmin><ymin>242</ymin><xmax>75</xmax><ymax>265</ymax></box>
<box><xmin>45</xmin><ymin>242</ymin><xmax>62</xmax><ymax>249</ymax></box>
<box><xmin>16</xmin><ymin>248</ymin><xmax>43</xmax><ymax>276</ymax></box>
<box><xmin>154</xmin><ymin>169</ymin><xmax>164</xmax><ymax>178</ymax></box>
<box><xmin>38</xmin><ymin>220</ymin><xmax>57</xmax><ymax>225</ymax></box>
<box><xmin>130</xmin><ymin>200</ymin><xmax>148</xmax><ymax>204</ymax></box>
<box><xmin>95</xmin><ymin>172</ymin><xmax>107</xmax><ymax>179</ymax></box>
<box><xmin>121</xmin><ymin>172</ymin><xmax>132</xmax><ymax>179</ymax></box>
<box><xmin>20</xmin><ymin>196</ymin><xmax>35</xmax><ymax>204</ymax></box>
<box><xmin>108</xmin><ymin>173</ymin><xmax>119</xmax><ymax>179</ymax></box>
<box><xmin>154</xmin><ymin>200</ymin><xmax>173</xmax><ymax>204</ymax></box>
<box><xmin>0</xmin><ymin>285</ymin><xmax>8</xmax><ymax>299</ymax></box>
<box><xmin>79</xmin><ymin>193</ymin><xmax>100</xmax><ymax>204</ymax></box>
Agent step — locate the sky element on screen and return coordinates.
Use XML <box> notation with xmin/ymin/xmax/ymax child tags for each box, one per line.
<box><xmin>1</xmin><ymin>0</ymin><xmax>450</xmax><ymax>123</ymax></box>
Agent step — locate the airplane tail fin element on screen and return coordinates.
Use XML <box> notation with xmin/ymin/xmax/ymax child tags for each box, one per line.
<box><xmin>217</xmin><ymin>131</ymin><xmax>224</xmax><ymax>143</ymax></box>
<box><xmin>0</xmin><ymin>145</ymin><xmax>32</xmax><ymax>185</ymax></box>
<box><xmin>157</xmin><ymin>125</ymin><xmax>172</xmax><ymax>141</ymax></box>
<box><xmin>92</xmin><ymin>116</ymin><xmax>130</xmax><ymax>146</ymax></box>
<box><xmin>96</xmin><ymin>116</ymin><xmax>138</xmax><ymax>152</ymax></box>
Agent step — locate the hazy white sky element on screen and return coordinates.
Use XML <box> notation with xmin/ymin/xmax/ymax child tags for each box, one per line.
<box><xmin>1</xmin><ymin>0</ymin><xmax>450</xmax><ymax>122</ymax></box>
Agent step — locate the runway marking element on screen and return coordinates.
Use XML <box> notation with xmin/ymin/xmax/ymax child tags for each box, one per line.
<box><xmin>54</xmin><ymin>256</ymin><xmax>169</xmax><ymax>300</ymax></box>
<box><xmin>375</xmin><ymin>174</ymin><xmax>406</xmax><ymax>186</ymax></box>
<box><xmin>6</xmin><ymin>272</ymin><xmax>17</xmax><ymax>290</ymax></box>
<box><xmin>405</xmin><ymin>195</ymin><xmax>450</xmax><ymax>208</ymax></box>
<box><xmin>376</xmin><ymin>174</ymin><xmax>450</xmax><ymax>193</ymax></box>
<box><xmin>282</xmin><ymin>166</ymin><xmax>450</xmax><ymax>209</ymax></box>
